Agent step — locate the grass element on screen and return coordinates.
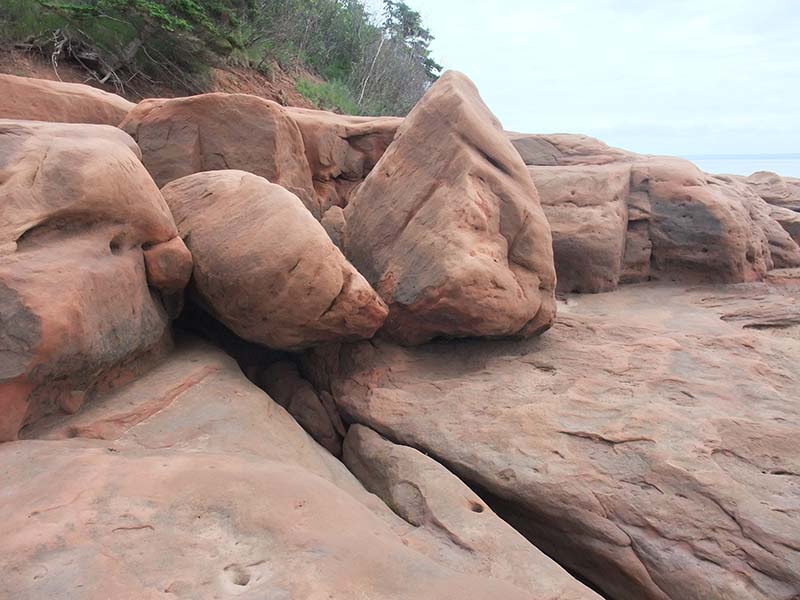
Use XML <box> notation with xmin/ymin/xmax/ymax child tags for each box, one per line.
<box><xmin>296</xmin><ymin>77</ymin><xmax>361</xmax><ymax>115</ymax></box>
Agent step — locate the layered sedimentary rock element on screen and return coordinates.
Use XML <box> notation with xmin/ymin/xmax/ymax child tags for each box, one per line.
<box><xmin>120</xmin><ymin>93</ymin><xmax>319</xmax><ymax>214</ymax></box>
<box><xmin>0</xmin><ymin>120</ymin><xmax>191</xmax><ymax>441</ymax></box>
<box><xmin>255</xmin><ymin>360</ymin><xmax>345</xmax><ymax>456</ymax></box>
<box><xmin>286</xmin><ymin>107</ymin><xmax>402</xmax><ymax>214</ymax></box>
<box><xmin>531</xmin><ymin>164</ymin><xmax>630</xmax><ymax>292</ymax></box>
<box><xmin>0</xmin><ymin>74</ymin><xmax>135</xmax><ymax>125</ymax></box>
<box><xmin>2</xmin><ymin>338</ymin><xmax>598</xmax><ymax>600</ymax></box>
<box><xmin>307</xmin><ymin>281</ymin><xmax>800</xmax><ymax>600</ymax></box>
<box><xmin>514</xmin><ymin>133</ymin><xmax>800</xmax><ymax>290</ymax></box>
<box><xmin>344</xmin><ymin>71</ymin><xmax>557</xmax><ymax>344</ymax></box>
<box><xmin>162</xmin><ymin>170</ymin><xmax>387</xmax><ymax>350</ymax></box>
<box><xmin>743</xmin><ymin>170</ymin><xmax>800</xmax><ymax>211</ymax></box>
<box><xmin>344</xmin><ymin>425</ymin><xmax>602</xmax><ymax>600</ymax></box>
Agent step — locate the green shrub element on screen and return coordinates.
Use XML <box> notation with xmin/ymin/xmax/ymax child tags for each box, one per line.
<box><xmin>296</xmin><ymin>77</ymin><xmax>360</xmax><ymax>115</ymax></box>
<box><xmin>0</xmin><ymin>0</ymin><xmax>442</xmax><ymax>113</ymax></box>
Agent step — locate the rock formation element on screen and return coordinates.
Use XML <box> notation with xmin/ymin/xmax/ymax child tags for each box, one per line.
<box><xmin>344</xmin><ymin>424</ymin><xmax>602</xmax><ymax>600</ymax></box>
<box><xmin>0</xmin><ymin>74</ymin><xmax>135</xmax><ymax>125</ymax></box>
<box><xmin>120</xmin><ymin>93</ymin><xmax>319</xmax><ymax>215</ymax></box>
<box><xmin>743</xmin><ymin>170</ymin><xmax>800</xmax><ymax>211</ymax></box>
<box><xmin>286</xmin><ymin>107</ymin><xmax>402</xmax><ymax>214</ymax></box>
<box><xmin>512</xmin><ymin>133</ymin><xmax>800</xmax><ymax>291</ymax></box>
<box><xmin>530</xmin><ymin>164</ymin><xmax>630</xmax><ymax>292</ymax></box>
<box><xmin>306</xmin><ymin>282</ymin><xmax>800</xmax><ymax>600</ymax></box>
<box><xmin>343</xmin><ymin>71</ymin><xmax>557</xmax><ymax>344</ymax></box>
<box><xmin>1</xmin><ymin>73</ymin><xmax>798</xmax><ymax>600</ymax></box>
<box><xmin>161</xmin><ymin>170</ymin><xmax>388</xmax><ymax>350</ymax></box>
<box><xmin>0</xmin><ymin>119</ymin><xmax>191</xmax><ymax>441</ymax></box>
<box><xmin>2</xmin><ymin>338</ymin><xmax>600</xmax><ymax>600</ymax></box>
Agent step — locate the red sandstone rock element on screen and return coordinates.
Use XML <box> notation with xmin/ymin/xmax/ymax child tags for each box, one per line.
<box><xmin>256</xmin><ymin>360</ymin><xmax>344</xmax><ymax>456</ymax></box>
<box><xmin>0</xmin><ymin>119</ymin><xmax>191</xmax><ymax>441</ymax></box>
<box><xmin>0</xmin><ymin>74</ymin><xmax>135</xmax><ymax>125</ymax></box>
<box><xmin>120</xmin><ymin>93</ymin><xmax>319</xmax><ymax>215</ymax></box>
<box><xmin>344</xmin><ymin>71</ymin><xmax>556</xmax><ymax>344</ymax></box>
<box><xmin>530</xmin><ymin>164</ymin><xmax>630</xmax><ymax>292</ymax></box>
<box><xmin>1</xmin><ymin>337</ymin><xmax>594</xmax><ymax>600</ymax></box>
<box><xmin>307</xmin><ymin>281</ymin><xmax>800</xmax><ymax>600</ymax></box>
<box><xmin>744</xmin><ymin>170</ymin><xmax>800</xmax><ymax>211</ymax></box>
<box><xmin>344</xmin><ymin>424</ymin><xmax>602</xmax><ymax>600</ymax></box>
<box><xmin>161</xmin><ymin>170</ymin><xmax>388</xmax><ymax>350</ymax></box>
<box><xmin>287</xmin><ymin>107</ymin><xmax>402</xmax><ymax>213</ymax></box>
<box><xmin>512</xmin><ymin>132</ymin><xmax>800</xmax><ymax>288</ymax></box>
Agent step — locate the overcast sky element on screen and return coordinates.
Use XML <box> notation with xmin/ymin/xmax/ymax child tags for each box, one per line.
<box><xmin>399</xmin><ymin>0</ymin><xmax>799</xmax><ymax>157</ymax></box>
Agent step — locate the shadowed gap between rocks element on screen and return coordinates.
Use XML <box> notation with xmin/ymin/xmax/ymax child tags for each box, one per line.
<box><xmin>335</xmin><ymin>411</ymin><xmax>618</xmax><ymax>600</ymax></box>
<box><xmin>173</xmin><ymin>299</ymin><xmax>610</xmax><ymax>597</ymax></box>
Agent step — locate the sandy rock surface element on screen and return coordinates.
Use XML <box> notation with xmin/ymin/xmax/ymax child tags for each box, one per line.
<box><xmin>2</xmin><ymin>338</ymin><xmax>598</xmax><ymax>600</ymax></box>
<box><xmin>120</xmin><ymin>93</ymin><xmax>319</xmax><ymax>214</ymax></box>
<box><xmin>307</xmin><ymin>280</ymin><xmax>800</xmax><ymax>600</ymax></box>
<box><xmin>0</xmin><ymin>74</ymin><xmax>134</xmax><ymax>125</ymax></box>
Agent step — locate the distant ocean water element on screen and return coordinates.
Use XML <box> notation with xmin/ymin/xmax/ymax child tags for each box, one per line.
<box><xmin>682</xmin><ymin>154</ymin><xmax>800</xmax><ymax>178</ymax></box>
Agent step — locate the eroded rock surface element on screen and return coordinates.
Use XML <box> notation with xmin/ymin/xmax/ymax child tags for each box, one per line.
<box><xmin>344</xmin><ymin>424</ymin><xmax>602</xmax><ymax>600</ymax></box>
<box><xmin>256</xmin><ymin>360</ymin><xmax>344</xmax><ymax>456</ymax></box>
<box><xmin>0</xmin><ymin>120</ymin><xmax>191</xmax><ymax>441</ymax></box>
<box><xmin>743</xmin><ymin>171</ymin><xmax>800</xmax><ymax>211</ymax></box>
<box><xmin>120</xmin><ymin>93</ymin><xmax>318</xmax><ymax>214</ymax></box>
<box><xmin>287</xmin><ymin>107</ymin><xmax>402</xmax><ymax>213</ymax></box>
<box><xmin>344</xmin><ymin>71</ymin><xmax>556</xmax><ymax>344</ymax></box>
<box><xmin>2</xmin><ymin>338</ymin><xmax>595</xmax><ymax>600</ymax></box>
<box><xmin>531</xmin><ymin>164</ymin><xmax>630</xmax><ymax>292</ymax></box>
<box><xmin>307</xmin><ymin>281</ymin><xmax>800</xmax><ymax>600</ymax></box>
<box><xmin>162</xmin><ymin>170</ymin><xmax>387</xmax><ymax>350</ymax></box>
<box><xmin>516</xmin><ymin>133</ymin><xmax>800</xmax><ymax>289</ymax></box>
<box><xmin>0</xmin><ymin>74</ymin><xmax>135</xmax><ymax>125</ymax></box>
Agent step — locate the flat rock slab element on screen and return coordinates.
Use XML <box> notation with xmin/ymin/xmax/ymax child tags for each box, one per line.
<box><xmin>3</xmin><ymin>338</ymin><xmax>596</xmax><ymax>599</ymax></box>
<box><xmin>307</xmin><ymin>282</ymin><xmax>800</xmax><ymax>600</ymax></box>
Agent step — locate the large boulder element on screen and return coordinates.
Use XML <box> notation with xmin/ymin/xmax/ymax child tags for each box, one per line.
<box><xmin>631</xmin><ymin>157</ymin><xmax>774</xmax><ymax>282</ymax></box>
<box><xmin>512</xmin><ymin>132</ymin><xmax>800</xmax><ymax>287</ymax></box>
<box><xmin>530</xmin><ymin>164</ymin><xmax>630</xmax><ymax>292</ymax></box>
<box><xmin>343</xmin><ymin>71</ymin><xmax>557</xmax><ymax>344</ymax></box>
<box><xmin>306</xmin><ymin>281</ymin><xmax>800</xmax><ymax>600</ymax></box>
<box><xmin>744</xmin><ymin>171</ymin><xmax>800</xmax><ymax>211</ymax></box>
<box><xmin>161</xmin><ymin>170</ymin><xmax>388</xmax><ymax>351</ymax></box>
<box><xmin>120</xmin><ymin>93</ymin><xmax>319</xmax><ymax>215</ymax></box>
<box><xmin>286</xmin><ymin>107</ymin><xmax>402</xmax><ymax>213</ymax></box>
<box><xmin>0</xmin><ymin>120</ymin><xmax>191</xmax><ymax>441</ymax></box>
<box><xmin>0</xmin><ymin>74</ymin><xmax>135</xmax><ymax>125</ymax></box>
<box><xmin>2</xmin><ymin>337</ymin><xmax>598</xmax><ymax>600</ymax></box>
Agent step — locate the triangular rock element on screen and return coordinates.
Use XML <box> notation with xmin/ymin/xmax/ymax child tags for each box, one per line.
<box><xmin>344</xmin><ymin>71</ymin><xmax>556</xmax><ymax>344</ymax></box>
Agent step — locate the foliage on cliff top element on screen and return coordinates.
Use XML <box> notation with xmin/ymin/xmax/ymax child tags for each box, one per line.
<box><xmin>0</xmin><ymin>0</ymin><xmax>441</xmax><ymax>115</ymax></box>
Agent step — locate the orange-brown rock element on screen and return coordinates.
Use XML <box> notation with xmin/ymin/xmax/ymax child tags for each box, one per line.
<box><xmin>0</xmin><ymin>120</ymin><xmax>191</xmax><ymax>441</ymax></box>
<box><xmin>744</xmin><ymin>170</ymin><xmax>800</xmax><ymax>211</ymax></box>
<box><xmin>161</xmin><ymin>170</ymin><xmax>388</xmax><ymax>350</ymax></box>
<box><xmin>0</xmin><ymin>73</ymin><xmax>134</xmax><ymax>125</ymax></box>
<box><xmin>344</xmin><ymin>425</ymin><xmax>603</xmax><ymax>600</ymax></box>
<box><xmin>1</xmin><ymin>337</ymin><xmax>597</xmax><ymax>600</ymax></box>
<box><xmin>514</xmin><ymin>133</ymin><xmax>800</xmax><ymax>288</ymax></box>
<box><xmin>530</xmin><ymin>164</ymin><xmax>630</xmax><ymax>292</ymax></box>
<box><xmin>287</xmin><ymin>107</ymin><xmax>402</xmax><ymax>213</ymax></box>
<box><xmin>120</xmin><ymin>93</ymin><xmax>319</xmax><ymax>215</ymax></box>
<box><xmin>344</xmin><ymin>71</ymin><xmax>556</xmax><ymax>344</ymax></box>
<box><xmin>307</xmin><ymin>281</ymin><xmax>800</xmax><ymax>600</ymax></box>
<box><xmin>509</xmin><ymin>132</ymin><xmax>634</xmax><ymax>167</ymax></box>
<box><xmin>256</xmin><ymin>360</ymin><xmax>344</xmax><ymax>456</ymax></box>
